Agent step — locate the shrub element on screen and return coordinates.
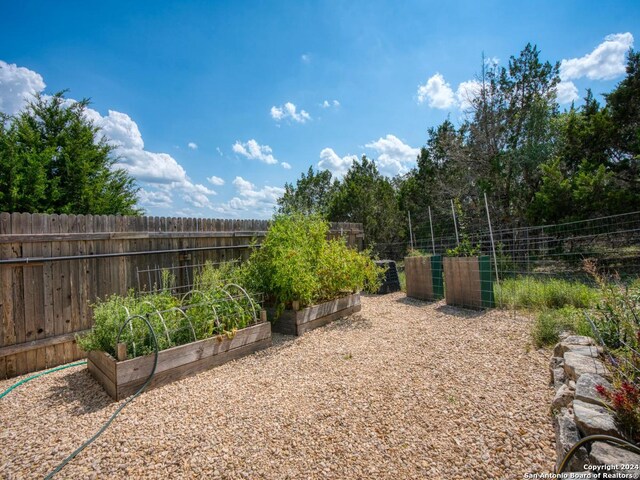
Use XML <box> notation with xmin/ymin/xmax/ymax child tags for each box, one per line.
<box><xmin>582</xmin><ymin>260</ymin><xmax>640</xmax><ymax>440</ymax></box>
<box><xmin>531</xmin><ymin>306</ymin><xmax>591</xmax><ymax>347</ymax></box>
<box><xmin>242</xmin><ymin>213</ymin><xmax>383</xmax><ymax>314</ymax></box>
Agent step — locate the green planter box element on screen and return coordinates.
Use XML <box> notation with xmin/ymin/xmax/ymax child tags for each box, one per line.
<box><xmin>443</xmin><ymin>256</ymin><xmax>494</xmax><ymax>310</ymax></box>
<box><xmin>404</xmin><ymin>255</ymin><xmax>444</xmax><ymax>301</ymax></box>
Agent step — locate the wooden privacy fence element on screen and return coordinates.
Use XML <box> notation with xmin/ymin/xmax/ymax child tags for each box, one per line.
<box><xmin>0</xmin><ymin>212</ymin><xmax>364</xmax><ymax>379</ymax></box>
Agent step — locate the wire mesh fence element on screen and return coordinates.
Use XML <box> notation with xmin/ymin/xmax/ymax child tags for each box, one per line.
<box><xmin>384</xmin><ymin>205</ymin><xmax>640</xmax><ymax>313</ymax></box>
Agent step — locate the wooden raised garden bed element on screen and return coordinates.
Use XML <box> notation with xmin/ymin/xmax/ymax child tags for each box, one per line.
<box><xmin>404</xmin><ymin>255</ymin><xmax>444</xmax><ymax>301</ymax></box>
<box><xmin>87</xmin><ymin>322</ymin><xmax>272</xmax><ymax>400</ymax></box>
<box><xmin>443</xmin><ymin>256</ymin><xmax>494</xmax><ymax>310</ymax></box>
<box><xmin>269</xmin><ymin>293</ymin><xmax>361</xmax><ymax>336</ymax></box>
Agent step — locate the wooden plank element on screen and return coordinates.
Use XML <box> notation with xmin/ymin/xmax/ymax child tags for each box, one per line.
<box><xmin>271</xmin><ymin>294</ymin><xmax>361</xmax><ymax>336</ymax></box>
<box><xmin>297</xmin><ymin>303</ymin><xmax>362</xmax><ymax>336</ymax></box>
<box><xmin>467</xmin><ymin>257</ymin><xmax>482</xmax><ymax>309</ymax></box>
<box><xmin>51</xmin><ymin>214</ymin><xmax>65</xmax><ymax>366</ymax></box>
<box><xmin>87</xmin><ymin>357</ymin><xmax>117</xmax><ymax>399</ymax></box>
<box><xmin>58</xmin><ymin>214</ymin><xmax>74</xmax><ymax>363</ymax></box>
<box><xmin>405</xmin><ymin>256</ymin><xmax>434</xmax><ymax>301</ymax></box>
<box><xmin>41</xmin><ymin>213</ymin><xmax>55</xmax><ymax>368</ymax></box>
<box><xmin>116</xmin><ymin>337</ymin><xmax>272</xmax><ymax>400</ymax></box>
<box><xmin>11</xmin><ymin>213</ymin><xmax>27</xmax><ymax>375</ymax></box>
<box><xmin>87</xmin><ymin>350</ymin><xmax>117</xmax><ymax>383</ymax></box>
<box><xmin>116</xmin><ymin>322</ymin><xmax>271</xmax><ymax>384</ymax></box>
<box><xmin>0</xmin><ymin>229</ymin><xmax>269</xmax><ymax>243</ymax></box>
<box><xmin>295</xmin><ymin>293</ymin><xmax>360</xmax><ymax>325</ymax></box>
<box><xmin>67</xmin><ymin>215</ymin><xmax>82</xmax><ymax>360</ymax></box>
<box><xmin>0</xmin><ymin>212</ymin><xmax>13</xmax><ymax>378</ymax></box>
<box><xmin>30</xmin><ymin>213</ymin><xmax>46</xmax><ymax>370</ymax></box>
<box><xmin>0</xmin><ymin>330</ymin><xmax>90</xmax><ymax>357</ymax></box>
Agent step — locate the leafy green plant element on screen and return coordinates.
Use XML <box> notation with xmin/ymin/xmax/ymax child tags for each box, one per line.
<box><xmin>78</xmin><ymin>263</ymin><xmax>259</xmax><ymax>359</ymax></box>
<box><xmin>406</xmin><ymin>249</ymin><xmax>431</xmax><ymax>258</ymax></box>
<box><xmin>532</xmin><ymin>306</ymin><xmax>591</xmax><ymax>347</ymax></box>
<box><xmin>446</xmin><ymin>237</ymin><xmax>481</xmax><ymax>257</ymax></box>
<box><xmin>242</xmin><ymin>213</ymin><xmax>383</xmax><ymax>315</ymax></box>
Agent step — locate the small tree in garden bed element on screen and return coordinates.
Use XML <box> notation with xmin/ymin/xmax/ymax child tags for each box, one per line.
<box><xmin>241</xmin><ymin>213</ymin><xmax>383</xmax><ymax>315</ymax></box>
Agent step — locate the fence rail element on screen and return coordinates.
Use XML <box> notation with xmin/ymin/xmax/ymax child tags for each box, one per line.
<box><xmin>0</xmin><ymin>212</ymin><xmax>364</xmax><ymax>379</ymax></box>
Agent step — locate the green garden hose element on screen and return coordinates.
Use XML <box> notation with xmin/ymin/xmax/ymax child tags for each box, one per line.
<box><xmin>44</xmin><ymin>314</ymin><xmax>159</xmax><ymax>479</ymax></box>
<box><xmin>556</xmin><ymin>433</ymin><xmax>640</xmax><ymax>474</ymax></box>
<box><xmin>0</xmin><ymin>315</ymin><xmax>159</xmax><ymax>479</ymax></box>
<box><xmin>0</xmin><ymin>361</ymin><xmax>87</xmax><ymax>400</ymax></box>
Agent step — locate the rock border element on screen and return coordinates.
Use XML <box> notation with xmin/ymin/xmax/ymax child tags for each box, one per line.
<box><xmin>549</xmin><ymin>335</ymin><xmax>640</xmax><ymax>475</ymax></box>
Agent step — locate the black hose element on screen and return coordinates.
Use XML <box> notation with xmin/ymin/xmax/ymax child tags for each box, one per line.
<box><xmin>556</xmin><ymin>433</ymin><xmax>640</xmax><ymax>474</ymax></box>
<box><xmin>45</xmin><ymin>314</ymin><xmax>159</xmax><ymax>479</ymax></box>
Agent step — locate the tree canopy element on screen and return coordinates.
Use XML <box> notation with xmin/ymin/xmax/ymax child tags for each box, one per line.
<box><xmin>278</xmin><ymin>45</ymin><xmax>640</xmax><ymax>254</ymax></box>
<box><xmin>0</xmin><ymin>91</ymin><xmax>141</xmax><ymax>215</ymax></box>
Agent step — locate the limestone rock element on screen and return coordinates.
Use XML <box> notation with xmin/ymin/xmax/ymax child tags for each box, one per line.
<box><xmin>554</xmin><ymin>342</ymin><xmax>602</xmax><ymax>358</ymax></box>
<box><xmin>589</xmin><ymin>442</ymin><xmax>640</xmax><ymax>479</ymax></box>
<box><xmin>553</xmin><ymin>367</ymin><xmax>566</xmax><ymax>390</ymax></box>
<box><xmin>575</xmin><ymin>373</ymin><xmax>612</xmax><ymax>408</ymax></box>
<box><xmin>573</xmin><ymin>400</ymin><xmax>623</xmax><ymax>438</ymax></box>
<box><xmin>552</xmin><ymin>384</ymin><xmax>575</xmax><ymax>411</ymax></box>
<box><xmin>563</xmin><ymin>335</ymin><xmax>596</xmax><ymax>346</ymax></box>
<box><xmin>563</xmin><ymin>352</ymin><xmax>607</xmax><ymax>381</ymax></box>
<box><xmin>553</xmin><ymin>408</ymin><xmax>588</xmax><ymax>472</ymax></box>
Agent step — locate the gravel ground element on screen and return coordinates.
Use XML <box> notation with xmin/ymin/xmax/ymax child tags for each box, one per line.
<box><xmin>0</xmin><ymin>293</ymin><xmax>555</xmax><ymax>479</ymax></box>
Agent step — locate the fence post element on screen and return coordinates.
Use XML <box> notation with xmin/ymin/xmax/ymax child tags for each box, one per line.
<box><xmin>428</xmin><ymin>206</ymin><xmax>436</xmax><ymax>255</ymax></box>
<box><xmin>484</xmin><ymin>192</ymin><xmax>500</xmax><ymax>285</ymax></box>
<box><xmin>451</xmin><ymin>199</ymin><xmax>460</xmax><ymax>246</ymax></box>
<box><xmin>407</xmin><ymin>211</ymin><xmax>414</xmax><ymax>250</ymax></box>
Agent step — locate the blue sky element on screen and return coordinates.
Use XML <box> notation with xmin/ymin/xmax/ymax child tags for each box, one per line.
<box><xmin>1</xmin><ymin>1</ymin><xmax>638</xmax><ymax>218</ymax></box>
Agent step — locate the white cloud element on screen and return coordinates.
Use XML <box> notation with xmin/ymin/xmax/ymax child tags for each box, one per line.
<box><xmin>456</xmin><ymin>80</ymin><xmax>482</xmax><ymax>110</ymax></box>
<box><xmin>207</xmin><ymin>175</ymin><xmax>225</xmax><ymax>186</ymax></box>
<box><xmin>301</xmin><ymin>53</ymin><xmax>311</xmax><ymax>64</ymax></box>
<box><xmin>0</xmin><ymin>60</ymin><xmax>46</xmax><ymax>115</ymax></box>
<box><xmin>88</xmin><ymin>109</ymin><xmax>145</xmax><ymax>150</ymax></box>
<box><xmin>188</xmin><ymin>142</ymin><xmax>198</xmax><ymax>150</ymax></box>
<box><xmin>232</xmin><ymin>139</ymin><xmax>278</xmax><ymax>165</ymax></box>
<box><xmin>556</xmin><ymin>80</ymin><xmax>580</xmax><ymax>104</ymax></box>
<box><xmin>321</xmin><ymin>99</ymin><xmax>340</xmax><ymax>109</ymax></box>
<box><xmin>270</xmin><ymin>102</ymin><xmax>311</xmax><ymax>123</ymax></box>
<box><xmin>215</xmin><ymin>176</ymin><xmax>285</xmax><ymax>218</ymax></box>
<box><xmin>138</xmin><ymin>188</ymin><xmax>172</xmax><ymax>209</ymax></box>
<box><xmin>365</xmin><ymin>134</ymin><xmax>419</xmax><ymax>176</ymax></box>
<box><xmin>560</xmin><ymin>33</ymin><xmax>634</xmax><ymax>81</ymax></box>
<box><xmin>281</xmin><ymin>162</ymin><xmax>292</xmax><ymax>169</ymax></box>
<box><xmin>216</xmin><ymin>147</ymin><xmax>223</xmax><ymax>156</ymax></box>
<box><xmin>0</xmin><ymin>60</ymin><xmax>219</xmax><ymax>214</ymax></box>
<box><xmin>185</xmin><ymin>184</ymin><xmax>216</xmax><ymax>207</ymax></box>
<box><xmin>115</xmin><ymin>148</ymin><xmax>188</xmax><ymax>183</ymax></box>
<box><xmin>417</xmin><ymin>73</ymin><xmax>455</xmax><ymax>109</ymax></box>
<box><xmin>318</xmin><ymin>147</ymin><xmax>358</xmax><ymax>178</ymax></box>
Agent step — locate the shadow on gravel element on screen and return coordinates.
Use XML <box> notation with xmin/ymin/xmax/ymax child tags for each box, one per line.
<box><xmin>435</xmin><ymin>304</ymin><xmax>486</xmax><ymax>319</ymax></box>
<box><xmin>44</xmin><ymin>368</ymin><xmax>114</xmax><ymax>415</ymax></box>
<box><xmin>324</xmin><ymin>314</ymin><xmax>372</xmax><ymax>332</ymax></box>
<box><xmin>393</xmin><ymin>295</ymin><xmax>441</xmax><ymax>308</ymax></box>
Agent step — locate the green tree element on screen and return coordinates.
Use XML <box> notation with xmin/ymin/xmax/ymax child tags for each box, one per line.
<box><xmin>277</xmin><ymin>166</ymin><xmax>336</xmax><ymax>216</ymax></box>
<box><xmin>0</xmin><ymin>92</ymin><xmax>140</xmax><ymax>214</ymax></box>
<box><xmin>605</xmin><ymin>49</ymin><xmax>640</xmax><ymax>204</ymax></box>
<box><xmin>328</xmin><ymin>156</ymin><xmax>404</xmax><ymax>255</ymax></box>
